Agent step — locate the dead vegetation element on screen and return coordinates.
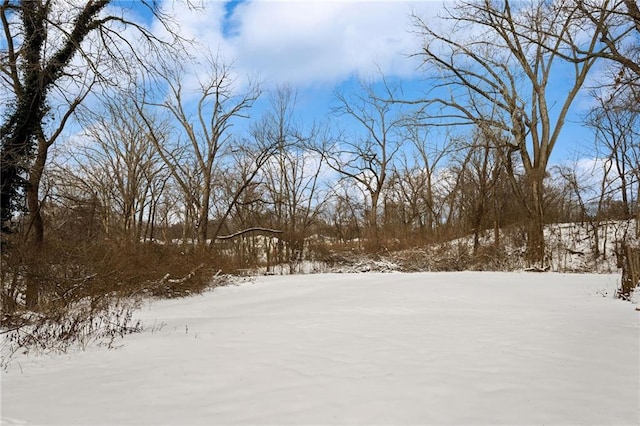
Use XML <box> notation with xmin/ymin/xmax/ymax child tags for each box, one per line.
<box><xmin>0</xmin><ymin>230</ymin><xmax>241</xmax><ymax>360</ymax></box>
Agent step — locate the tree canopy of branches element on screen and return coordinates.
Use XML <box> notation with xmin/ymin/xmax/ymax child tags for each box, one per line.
<box><xmin>2</xmin><ymin>0</ymin><xmax>638</xmax><ymax>319</ymax></box>
<box><xmin>587</xmin><ymin>85</ymin><xmax>639</xmax><ymax>222</ymax></box>
<box><xmin>320</xmin><ymin>79</ymin><xmax>408</xmax><ymax>248</ymax></box>
<box><xmin>576</xmin><ymin>0</ymin><xmax>640</xmax><ymax>80</ymax></box>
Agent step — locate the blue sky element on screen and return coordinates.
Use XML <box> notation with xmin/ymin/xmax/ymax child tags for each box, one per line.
<box><xmin>130</xmin><ymin>0</ymin><xmax>598</xmax><ymax>164</ymax></box>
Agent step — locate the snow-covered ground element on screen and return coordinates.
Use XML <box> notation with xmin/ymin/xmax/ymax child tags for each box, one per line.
<box><xmin>2</xmin><ymin>272</ymin><xmax>639</xmax><ymax>425</ymax></box>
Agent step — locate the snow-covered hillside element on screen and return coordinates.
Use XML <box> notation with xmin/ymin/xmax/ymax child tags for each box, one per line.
<box><xmin>383</xmin><ymin>220</ymin><xmax>638</xmax><ymax>274</ymax></box>
<box><xmin>251</xmin><ymin>220</ymin><xmax>638</xmax><ymax>276</ymax></box>
<box><xmin>544</xmin><ymin>220</ymin><xmax>637</xmax><ymax>272</ymax></box>
<box><xmin>2</xmin><ymin>272</ymin><xmax>638</xmax><ymax>425</ymax></box>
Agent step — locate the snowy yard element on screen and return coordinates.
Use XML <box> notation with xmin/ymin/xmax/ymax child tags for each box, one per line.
<box><xmin>2</xmin><ymin>272</ymin><xmax>639</xmax><ymax>425</ymax></box>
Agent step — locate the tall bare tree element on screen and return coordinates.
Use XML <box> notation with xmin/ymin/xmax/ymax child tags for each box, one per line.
<box><xmin>0</xmin><ymin>0</ymin><xmax>179</xmax><ymax>307</ymax></box>
<box><xmin>387</xmin><ymin>125</ymin><xmax>450</xmax><ymax>241</ymax></box>
<box><xmin>455</xmin><ymin>128</ymin><xmax>507</xmax><ymax>254</ymax></box>
<box><xmin>412</xmin><ymin>0</ymin><xmax>616</xmax><ymax>265</ymax></box>
<box><xmin>0</xmin><ymin>0</ymin><xmax>177</xmax><ymax>238</ymax></box>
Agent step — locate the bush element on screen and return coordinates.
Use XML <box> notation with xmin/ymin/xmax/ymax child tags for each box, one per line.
<box><xmin>1</xmin><ymin>233</ymin><xmax>234</xmax><ymax>361</ymax></box>
<box><xmin>1</xmin><ymin>236</ymin><xmax>229</xmax><ymax>315</ymax></box>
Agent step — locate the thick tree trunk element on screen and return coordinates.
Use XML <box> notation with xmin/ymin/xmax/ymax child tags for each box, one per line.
<box><xmin>526</xmin><ymin>173</ymin><xmax>546</xmax><ymax>266</ymax></box>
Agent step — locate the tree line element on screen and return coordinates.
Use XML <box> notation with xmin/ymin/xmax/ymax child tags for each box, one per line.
<box><xmin>1</xmin><ymin>0</ymin><xmax>638</xmax><ymax>313</ymax></box>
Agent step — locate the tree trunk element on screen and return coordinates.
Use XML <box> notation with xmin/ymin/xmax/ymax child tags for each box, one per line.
<box><xmin>590</xmin><ymin>221</ymin><xmax>601</xmax><ymax>260</ymax></box>
<box><xmin>472</xmin><ymin>198</ymin><xmax>485</xmax><ymax>256</ymax></box>
<box><xmin>526</xmin><ymin>173</ymin><xmax>546</xmax><ymax>266</ymax></box>
<box><xmin>197</xmin><ymin>213</ymin><xmax>208</xmax><ymax>246</ymax></box>
<box><xmin>636</xmin><ymin>178</ymin><xmax>639</xmax><ymax>239</ymax></box>
<box><xmin>24</xmin><ymin>135</ymin><xmax>48</xmax><ymax>310</ymax></box>
<box><xmin>368</xmin><ymin>191</ymin><xmax>381</xmax><ymax>249</ymax></box>
<box><xmin>493</xmin><ymin>193</ymin><xmax>501</xmax><ymax>249</ymax></box>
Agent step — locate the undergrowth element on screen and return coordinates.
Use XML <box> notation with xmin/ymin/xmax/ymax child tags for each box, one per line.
<box><xmin>1</xmin><ymin>298</ymin><xmax>142</xmax><ymax>371</ymax></box>
<box><xmin>1</xmin><ymin>235</ymin><xmax>236</xmax><ymax>368</ymax></box>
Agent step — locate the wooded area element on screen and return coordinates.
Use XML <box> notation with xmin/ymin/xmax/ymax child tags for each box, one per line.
<box><xmin>1</xmin><ymin>0</ymin><xmax>638</xmax><ymax>322</ymax></box>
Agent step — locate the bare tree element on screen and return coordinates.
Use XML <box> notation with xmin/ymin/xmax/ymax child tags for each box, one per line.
<box><xmin>455</xmin><ymin>128</ymin><xmax>507</xmax><ymax>254</ymax></box>
<box><xmin>553</xmin><ymin>154</ymin><xmax>630</xmax><ymax>262</ymax></box>
<box><xmin>71</xmin><ymin>94</ymin><xmax>170</xmax><ymax>241</ymax></box>
<box><xmin>138</xmin><ymin>54</ymin><xmax>260</xmax><ymax>246</ymax></box>
<box><xmin>587</xmin><ymin>88</ymin><xmax>639</xmax><ymax>222</ymax></box>
<box><xmin>0</xmin><ymin>0</ymin><xmax>178</xmax><ymax>236</ymax></box>
<box><xmin>386</xmin><ymin>125</ymin><xmax>450</xmax><ymax>241</ymax></box>
<box><xmin>320</xmin><ymin>79</ymin><xmax>407</xmax><ymax>249</ymax></box>
<box><xmin>258</xmin><ymin>87</ymin><xmax>328</xmax><ymax>270</ymax></box>
<box><xmin>327</xmin><ymin>182</ymin><xmax>365</xmax><ymax>246</ymax></box>
<box><xmin>412</xmin><ymin>0</ymin><xmax>616</xmax><ymax>265</ymax></box>
<box><xmin>209</xmin><ymin>138</ymin><xmax>280</xmax><ymax>245</ymax></box>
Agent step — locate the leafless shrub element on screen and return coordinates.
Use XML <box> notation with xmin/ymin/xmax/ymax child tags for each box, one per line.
<box><xmin>1</xmin><ymin>298</ymin><xmax>142</xmax><ymax>370</ymax></box>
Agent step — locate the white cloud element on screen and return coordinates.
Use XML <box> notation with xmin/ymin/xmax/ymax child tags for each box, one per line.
<box><xmin>156</xmin><ymin>0</ymin><xmax>444</xmax><ymax>89</ymax></box>
<box><xmin>231</xmin><ymin>1</ymin><xmax>441</xmax><ymax>86</ymax></box>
